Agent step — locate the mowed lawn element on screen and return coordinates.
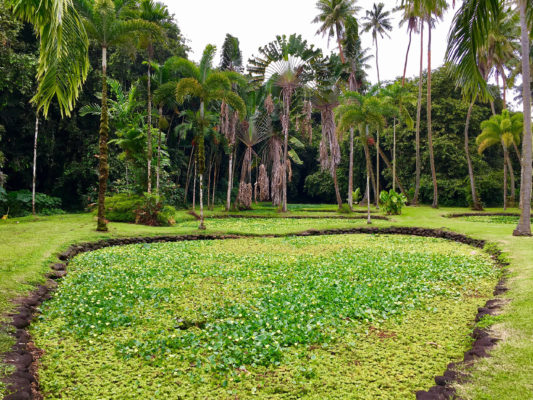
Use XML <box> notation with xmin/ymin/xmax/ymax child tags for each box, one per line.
<box><xmin>1</xmin><ymin>205</ymin><xmax>532</xmax><ymax>399</ymax></box>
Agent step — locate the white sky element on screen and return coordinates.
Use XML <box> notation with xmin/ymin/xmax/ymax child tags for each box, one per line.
<box><xmin>164</xmin><ymin>0</ymin><xmax>456</xmax><ymax>84</ymax></box>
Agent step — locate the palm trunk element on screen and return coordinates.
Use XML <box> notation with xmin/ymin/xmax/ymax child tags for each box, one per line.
<box><xmin>393</xmin><ymin>118</ymin><xmax>397</xmax><ymax>192</ymax></box>
<box><xmin>464</xmin><ymin>100</ymin><xmax>482</xmax><ymax>210</ymax></box>
<box><xmin>226</xmin><ymin>150</ymin><xmax>234</xmax><ymax>210</ymax></box>
<box><xmin>281</xmin><ymin>88</ymin><xmax>292</xmax><ymax>212</ymax></box>
<box><xmin>147</xmin><ymin>54</ymin><xmax>153</xmax><ymax>194</ymax></box>
<box><xmin>503</xmin><ymin>144</ymin><xmax>508</xmax><ymax>211</ymax></box>
<box><xmin>375</xmin><ymin>39</ymin><xmax>381</xmax><ymax>85</ymax></box>
<box><xmin>366</xmin><ymin>174</ymin><xmax>371</xmax><ymax>224</ymax></box>
<box><xmin>198</xmin><ymin>173</ymin><xmax>205</xmax><ymax>229</ymax></box>
<box><xmin>363</xmin><ymin>134</ymin><xmax>377</xmax><ymax>203</ymax></box>
<box><xmin>32</xmin><ymin>113</ymin><xmax>39</xmax><ymax>216</ymax></box>
<box><xmin>97</xmin><ymin>46</ymin><xmax>109</xmax><ymax>232</ymax></box>
<box><xmin>514</xmin><ymin>142</ymin><xmax>524</xmax><ymax>209</ymax></box>
<box><xmin>192</xmin><ymin>161</ymin><xmax>197</xmax><ymax>211</ymax></box>
<box><xmin>348</xmin><ymin>127</ymin><xmax>354</xmax><ymax>210</ymax></box>
<box><xmin>336</xmin><ymin>25</ymin><xmax>346</xmax><ymax>64</ymax></box>
<box><xmin>514</xmin><ymin>0</ymin><xmax>532</xmax><ymax>236</ymax></box>
<box><xmin>377</xmin><ymin>145</ymin><xmax>409</xmax><ymax>200</ymax></box>
<box><xmin>507</xmin><ymin>154</ymin><xmax>516</xmax><ymax>204</ymax></box>
<box><xmin>156</xmin><ymin>106</ymin><xmax>162</xmax><ymax>196</ymax></box>
<box><xmin>413</xmin><ymin>23</ymin><xmax>424</xmax><ymax>205</ymax></box>
<box><xmin>333</xmin><ymin>166</ymin><xmax>342</xmax><ymax>209</ymax></box>
<box><xmin>184</xmin><ymin>145</ymin><xmax>194</xmax><ymax>206</ymax></box>
<box><xmin>375</xmin><ymin>130</ymin><xmax>380</xmax><ymax>209</ymax></box>
<box><xmin>198</xmin><ymin>101</ymin><xmax>206</xmax><ymax>229</ymax></box>
<box><xmin>427</xmin><ymin>18</ymin><xmax>438</xmax><ymax>208</ymax></box>
<box><xmin>211</xmin><ymin>158</ymin><xmax>218</xmax><ymax>210</ymax></box>
<box><xmin>402</xmin><ymin>29</ymin><xmax>413</xmax><ymax>87</ymax></box>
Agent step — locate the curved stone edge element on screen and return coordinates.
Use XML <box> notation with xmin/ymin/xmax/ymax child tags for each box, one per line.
<box><xmin>2</xmin><ymin>226</ymin><xmax>506</xmax><ymax>400</ymax></box>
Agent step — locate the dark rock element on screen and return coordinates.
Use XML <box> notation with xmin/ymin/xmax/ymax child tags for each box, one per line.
<box><xmin>3</xmin><ymin>391</ymin><xmax>31</xmax><ymax>400</ymax></box>
<box><xmin>12</xmin><ymin>317</ymin><xmax>30</xmax><ymax>329</ymax></box>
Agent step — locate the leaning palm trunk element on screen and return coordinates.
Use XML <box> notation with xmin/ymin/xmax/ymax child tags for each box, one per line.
<box><xmin>514</xmin><ymin>0</ymin><xmax>532</xmax><ymax>236</ymax></box>
<box><xmin>413</xmin><ymin>22</ymin><xmax>424</xmax><ymax>205</ymax></box>
<box><xmin>465</xmin><ymin>100</ymin><xmax>482</xmax><ymax>210</ymax></box>
<box><xmin>427</xmin><ymin>18</ymin><xmax>438</xmax><ymax>208</ymax></box>
<box><xmin>97</xmin><ymin>47</ymin><xmax>110</xmax><ymax>232</ymax></box>
<box><xmin>377</xmin><ymin>145</ymin><xmax>409</xmax><ymax>200</ymax></box>
<box><xmin>32</xmin><ymin>113</ymin><xmax>39</xmax><ymax>216</ymax></box>
<box><xmin>402</xmin><ymin>28</ymin><xmax>413</xmax><ymax>86</ymax></box>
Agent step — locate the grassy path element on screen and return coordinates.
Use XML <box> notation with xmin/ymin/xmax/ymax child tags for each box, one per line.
<box><xmin>0</xmin><ymin>206</ymin><xmax>531</xmax><ymax>398</ymax></box>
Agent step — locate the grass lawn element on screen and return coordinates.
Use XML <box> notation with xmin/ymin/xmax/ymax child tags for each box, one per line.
<box><xmin>1</xmin><ymin>205</ymin><xmax>532</xmax><ymax>399</ymax></box>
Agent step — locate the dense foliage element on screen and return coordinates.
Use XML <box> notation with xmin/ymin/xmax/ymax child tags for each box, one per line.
<box><xmin>32</xmin><ymin>234</ymin><xmax>497</xmax><ymax>398</ymax></box>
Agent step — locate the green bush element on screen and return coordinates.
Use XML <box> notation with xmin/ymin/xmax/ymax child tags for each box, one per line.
<box><xmin>0</xmin><ymin>189</ymin><xmax>63</xmax><ymax>217</ymax></box>
<box><xmin>379</xmin><ymin>190</ymin><xmax>407</xmax><ymax>215</ymax></box>
<box><xmin>304</xmin><ymin>171</ymin><xmax>335</xmax><ymax>203</ymax></box>
<box><xmin>104</xmin><ymin>193</ymin><xmax>176</xmax><ymax>226</ymax></box>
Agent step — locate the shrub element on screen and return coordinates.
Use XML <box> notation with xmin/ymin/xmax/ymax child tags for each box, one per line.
<box><xmin>352</xmin><ymin>188</ymin><xmax>362</xmax><ymax>204</ymax></box>
<box><xmin>304</xmin><ymin>171</ymin><xmax>335</xmax><ymax>203</ymax></box>
<box><xmin>105</xmin><ymin>194</ymin><xmax>144</xmax><ymax>223</ymax></box>
<box><xmin>105</xmin><ymin>193</ymin><xmax>176</xmax><ymax>226</ymax></box>
<box><xmin>0</xmin><ymin>189</ymin><xmax>63</xmax><ymax>217</ymax></box>
<box><xmin>379</xmin><ymin>190</ymin><xmax>407</xmax><ymax>215</ymax></box>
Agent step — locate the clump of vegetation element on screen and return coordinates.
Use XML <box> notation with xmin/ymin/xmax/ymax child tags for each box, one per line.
<box><xmin>104</xmin><ymin>193</ymin><xmax>176</xmax><ymax>226</ymax></box>
<box><xmin>0</xmin><ymin>189</ymin><xmax>63</xmax><ymax>217</ymax></box>
<box><xmin>32</xmin><ymin>235</ymin><xmax>497</xmax><ymax>398</ymax></box>
<box><xmin>379</xmin><ymin>190</ymin><xmax>407</xmax><ymax>215</ymax></box>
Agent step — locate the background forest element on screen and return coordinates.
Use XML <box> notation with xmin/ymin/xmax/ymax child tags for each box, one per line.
<box><xmin>0</xmin><ymin>0</ymin><xmax>516</xmax><ymax>217</ymax></box>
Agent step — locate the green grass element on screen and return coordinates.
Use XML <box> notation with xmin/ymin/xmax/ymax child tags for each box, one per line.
<box><xmin>461</xmin><ymin>215</ymin><xmax>521</xmax><ymax>224</ymax></box>
<box><xmin>1</xmin><ymin>204</ymin><xmax>532</xmax><ymax>399</ymax></box>
<box><xmin>31</xmin><ymin>235</ymin><xmax>497</xmax><ymax>399</ymax></box>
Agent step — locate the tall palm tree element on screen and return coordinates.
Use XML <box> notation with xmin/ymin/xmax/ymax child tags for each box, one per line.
<box><xmin>139</xmin><ymin>0</ymin><xmax>169</xmax><ymax>194</ymax></box>
<box><xmin>399</xmin><ymin>3</ymin><xmax>420</xmax><ymax>86</ymax></box>
<box><xmin>175</xmin><ymin>45</ymin><xmax>246</xmax><ymax>229</ymax></box>
<box><xmin>77</xmin><ymin>0</ymin><xmax>156</xmax><ymax>231</ymax></box>
<box><xmin>219</xmin><ymin>34</ymin><xmax>244</xmax><ymax>211</ymax></box>
<box><xmin>362</xmin><ymin>2</ymin><xmax>392</xmax><ymax>85</ymax></box>
<box><xmin>313</xmin><ymin>0</ymin><xmax>360</xmax><ymax>63</ymax></box>
<box><xmin>477</xmin><ymin>110</ymin><xmax>522</xmax><ymax>210</ymax></box>
<box><xmin>10</xmin><ymin>0</ymin><xmax>89</xmax><ymax>117</ymax></box>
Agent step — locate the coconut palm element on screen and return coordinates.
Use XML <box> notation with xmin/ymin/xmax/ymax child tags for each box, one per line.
<box><xmin>10</xmin><ymin>0</ymin><xmax>89</xmax><ymax>117</ymax></box>
<box><xmin>138</xmin><ymin>0</ymin><xmax>170</xmax><ymax>194</ymax></box>
<box><xmin>175</xmin><ymin>45</ymin><xmax>246</xmax><ymax>229</ymax></box>
<box><xmin>399</xmin><ymin>3</ymin><xmax>420</xmax><ymax>86</ymax></box>
<box><xmin>219</xmin><ymin>34</ymin><xmax>244</xmax><ymax>211</ymax></box>
<box><xmin>312</xmin><ymin>0</ymin><xmax>360</xmax><ymax>63</ymax></box>
<box><xmin>477</xmin><ymin>110</ymin><xmax>523</xmax><ymax>210</ymax></box>
<box><xmin>77</xmin><ymin>0</ymin><xmax>157</xmax><ymax>231</ymax></box>
<box><xmin>362</xmin><ymin>2</ymin><xmax>392</xmax><ymax>85</ymax></box>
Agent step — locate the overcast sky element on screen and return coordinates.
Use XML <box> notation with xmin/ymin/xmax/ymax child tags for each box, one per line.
<box><xmin>164</xmin><ymin>0</ymin><xmax>456</xmax><ymax>85</ymax></box>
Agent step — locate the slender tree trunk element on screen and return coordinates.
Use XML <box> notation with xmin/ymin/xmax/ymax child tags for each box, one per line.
<box><xmin>226</xmin><ymin>150</ymin><xmax>234</xmax><ymax>210</ymax></box>
<box><xmin>377</xmin><ymin>145</ymin><xmax>409</xmax><ymax>200</ymax></box>
<box><xmin>97</xmin><ymin>47</ymin><xmax>109</xmax><ymax>232</ymax></box>
<box><xmin>336</xmin><ymin>25</ymin><xmax>346</xmax><ymax>64</ymax></box>
<box><xmin>500</xmin><ymin>66</ymin><xmax>507</xmax><ymax>109</ymax></box>
<box><xmin>333</xmin><ymin>166</ymin><xmax>342</xmax><ymax>209</ymax></box>
<box><xmin>393</xmin><ymin>118</ymin><xmax>397</xmax><ymax>192</ymax></box>
<box><xmin>507</xmin><ymin>154</ymin><xmax>516</xmax><ymax>204</ymax></box>
<box><xmin>514</xmin><ymin>0</ymin><xmax>532</xmax><ymax>235</ymax></box>
<box><xmin>156</xmin><ymin>106</ymin><xmax>162</xmax><ymax>196</ymax></box>
<box><xmin>413</xmin><ymin>23</ymin><xmax>424</xmax><ymax>205</ymax></box>
<box><xmin>514</xmin><ymin>141</ymin><xmax>524</xmax><ymax>209</ymax></box>
<box><xmin>281</xmin><ymin>88</ymin><xmax>292</xmax><ymax>212</ymax></box>
<box><xmin>211</xmin><ymin>158</ymin><xmax>218</xmax><ymax>210</ymax></box>
<box><xmin>184</xmin><ymin>145</ymin><xmax>194</xmax><ymax>206</ymax></box>
<box><xmin>366</xmin><ymin>174</ymin><xmax>371</xmax><ymax>224</ymax></box>
<box><xmin>427</xmin><ymin>19</ymin><xmax>438</xmax><ymax>208</ymax></box>
<box><xmin>376</xmin><ymin>130</ymin><xmax>380</xmax><ymax>209</ymax></box>
<box><xmin>32</xmin><ymin>113</ymin><xmax>39</xmax><ymax>216</ymax></box>
<box><xmin>192</xmin><ymin>161</ymin><xmax>197</xmax><ymax>211</ymax></box>
<box><xmin>198</xmin><ymin>101</ymin><xmax>206</xmax><ymax>229</ymax></box>
<box><xmin>147</xmin><ymin>54</ymin><xmax>153</xmax><ymax>194</ymax></box>
<box><xmin>464</xmin><ymin>100</ymin><xmax>482</xmax><ymax>210</ymax></box>
<box><xmin>348</xmin><ymin>127</ymin><xmax>354</xmax><ymax>210</ymax></box>
<box><xmin>198</xmin><ymin>173</ymin><xmax>206</xmax><ymax>229</ymax></box>
<box><xmin>363</xmin><ymin>135</ymin><xmax>377</xmax><ymax>203</ymax></box>
<box><xmin>402</xmin><ymin>29</ymin><xmax>413</xmax><ymax>87</ymax></box>
<box><xmin>503</xmin><ymin>144</ymin><xmax>508</xmax><ymax>211</ymax></box>
<box><xmin>375</xmin><ymin>39</ymin><xmax>381</xmax><ymax>85</ymax></box>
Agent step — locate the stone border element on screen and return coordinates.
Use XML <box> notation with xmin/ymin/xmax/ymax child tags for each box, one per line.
<box><xmin>2</xmin><ymin>226</ymin><xmax>507</xmax><ymax>400</ymax></box>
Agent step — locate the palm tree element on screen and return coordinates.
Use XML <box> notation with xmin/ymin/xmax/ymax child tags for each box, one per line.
<box><xmin>139</xmin><ymin>0</ymin><xmax>169</xmax><ymax>194</ymax></box>
<box><xmin>249</xmin><ymin>34</ymin><xmax>321</xmax><ymax>212</ymax></box>
<box><xmin>313</xmin><ymin>0</ymin><xmax>360</xmax><ymax>63</ymax></box>
<box><xmin>175</xmin><ymin>45</ymin><xmax>245</xmax><ymax>229</ymax></box>
<box><xmin>362</xmin><ymin>2</ymin><xmax>392</xmax><ymax>85</ymax></box>
<box><xmin>219</xmin><ymin>34</ymin><xmax>244</xmax><ymax>211</ymax></box>
<box><xmin>10</xmin><ymin>0</ymin><xmax>89</xmax><ymax>117</ymax></box>
<box><xmin>477</xmin><ymin>110</ymin><xmax>522</xmax><ymax>210</ymax></box>
<box><xmin>78</xmin><ymin>0</ymin><xmax>156</xmax><ymax>231</ymax></box>
<box><xmin>399</xmin><ymin>3</ymin><xmax>420</xmax><ymax>86</ymax></box>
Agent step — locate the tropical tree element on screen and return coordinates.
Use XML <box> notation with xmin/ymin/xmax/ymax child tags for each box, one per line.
<box><xmin>312</xmin><ymin>0</ymin><xmax>360</xmax><ymax>63</ymax></box>
<box><xmin>175</xmin><ymin>44</ymin><xmax>245</xmax><ymax>229</ymax></box>
<box><xmin>477</xmin><ymin>110</ymin><xmax>522</xmax><ymax>210</ymax></box>
<box><xmin>362</xmin><ymin>2</ymin><xmax>392</xmax><ymax>85</ymax></box>
<box><xmin>77</xmin><ymin>0</ymin><xmax>156</xmax><ymax>231</ymax></box>
<box><xmin>399</xmin><ymin>3</ymin><xmax>420</xmax><ymax>86</ymax></box>
<box><xmin>9</xmin><ymin>0</ymin><xmax>89</xmax><ymax>117</ymax></box>
<box><xmin>219</xmin><ymin>33</ymin><xmax>244</xmax><ymax>211</ymax></box>
<box><xmin>249</xmin><ymin>34</ymin><xmax>321</xmax><ymax>212</ymax></box>
<box><xmin>138</xmin><ymin>0</ymin><xmax>169</xmax><ymax>193</ymax></box>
